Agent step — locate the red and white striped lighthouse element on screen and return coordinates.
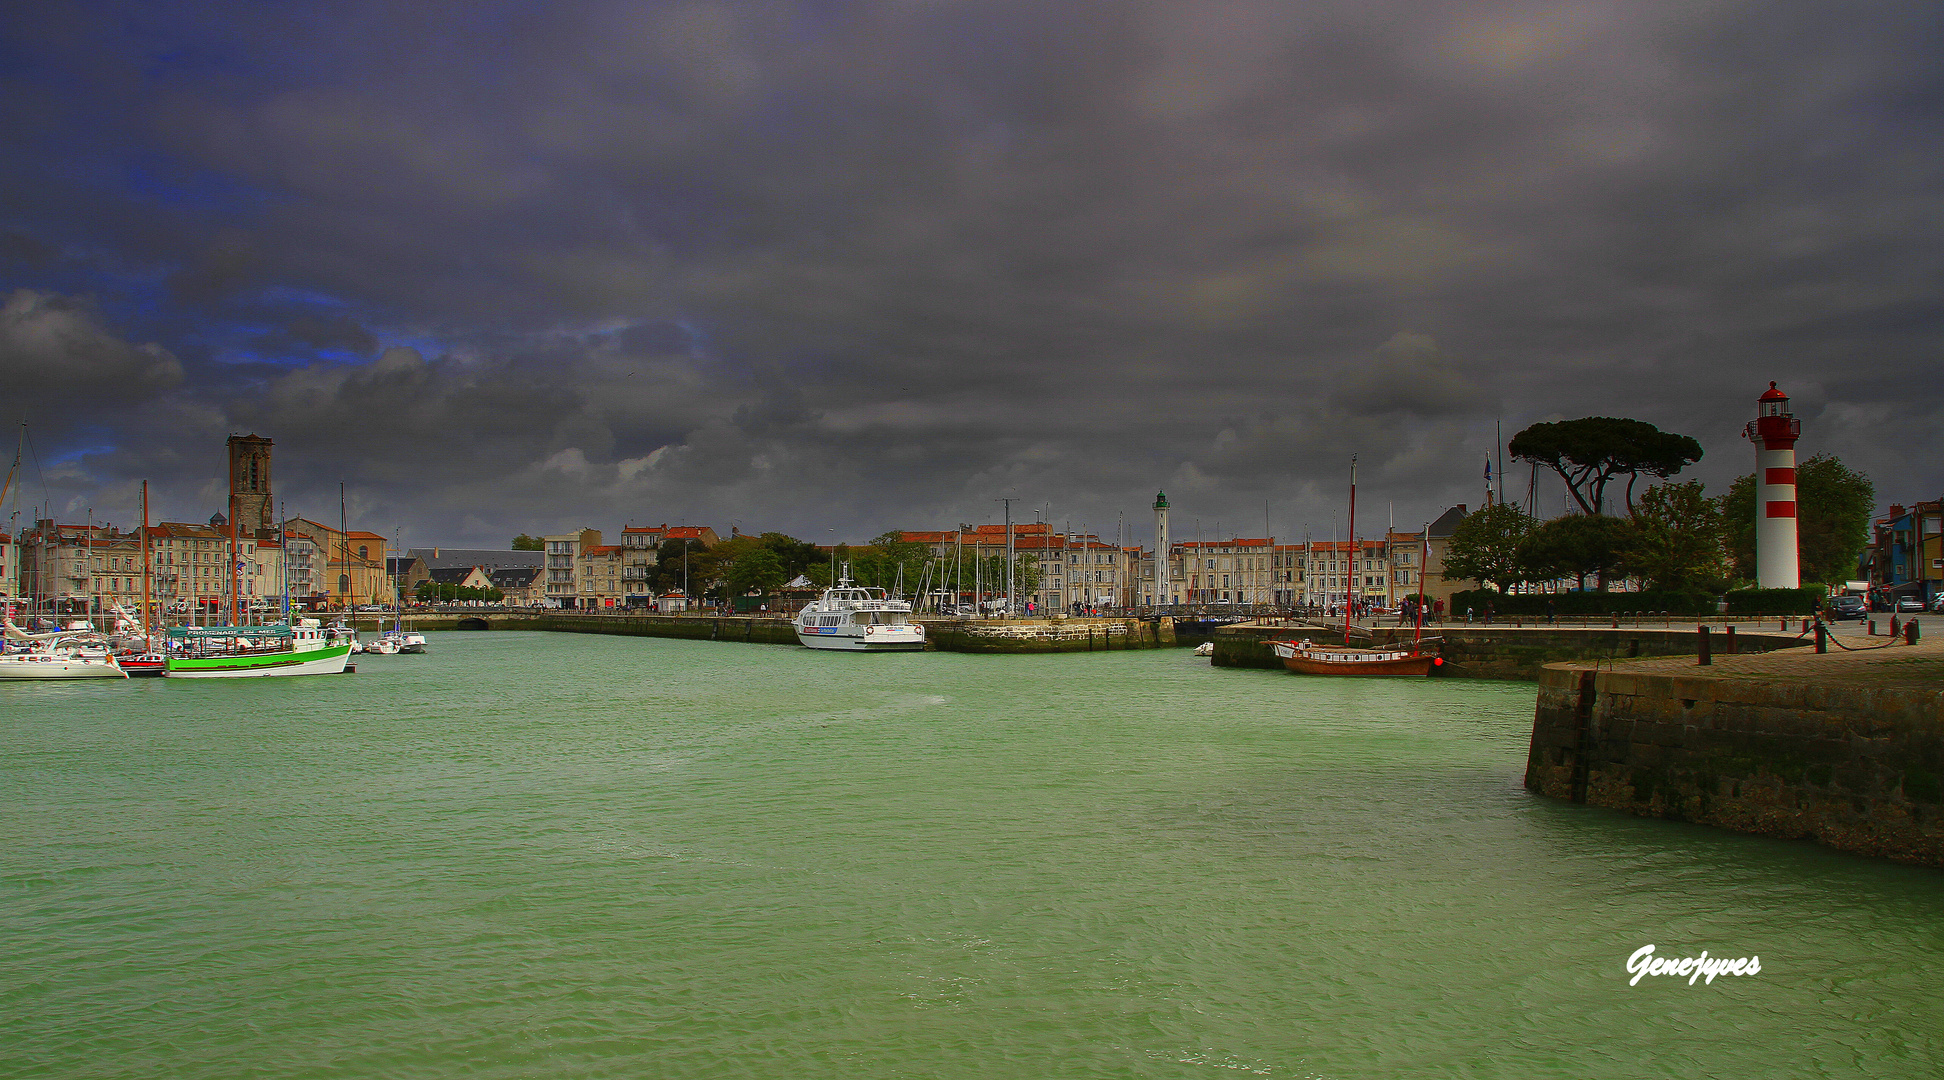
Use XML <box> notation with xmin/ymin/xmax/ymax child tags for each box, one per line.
<box><xmin>1743</xmin><ymin>382</ymin><xmax>1801</xmax><ymax>589</ymax></box>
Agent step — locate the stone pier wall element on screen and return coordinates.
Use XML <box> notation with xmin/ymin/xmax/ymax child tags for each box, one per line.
<box><xmin>923</xmin><ymin>617</ymin><xmax>1173</xmax><ymax>653</ymax></box>
<box><xmin>1524</xmin><ymin>659</ymin><xmax>1944</xmax><ymax>867</ymax></box>
<box><xmin>400</xmin><ymin>611</ymin><xmax>1175</xmax><ymax>653</ymax></box>
<box><xmin>1211</xmin><ymin>623</ymin><xmax>1805</xmax><ymax>681</ymax></box>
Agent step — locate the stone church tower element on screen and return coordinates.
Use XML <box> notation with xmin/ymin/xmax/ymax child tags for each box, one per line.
<box><xmin>227</xmin><ymin>434</ymin><xmax>274</xmax><ymax>537</ymax></box>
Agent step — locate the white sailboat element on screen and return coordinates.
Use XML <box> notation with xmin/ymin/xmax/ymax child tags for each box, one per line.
<box><xmin>0</xmin><ymin>633</ymin><xmax>128</xmax><ymax>680</ymax></box>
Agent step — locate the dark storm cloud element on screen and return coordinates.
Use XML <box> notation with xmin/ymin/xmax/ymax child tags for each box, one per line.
<box><xmin>2</xmin><ymin>1</ymin><xmax>1939</xmax><ymax>543</ymax></box>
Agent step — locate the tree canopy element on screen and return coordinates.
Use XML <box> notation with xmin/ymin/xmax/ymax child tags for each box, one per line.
<box><xmin>1518</xmin><ymin>513</ymin><xmax>1632</xmax><ymax>591</ymax></box>
<box><xmin>1440</xmin><ymin>503</ymin><xmax>1534</xmax><ymax>593</ymax></box>
<box><xmin>511</xmin><ymin>534</ymin><xmax>543</xmax><ymax>550</ymax></box>
<box><xmin>1619</xmin><ymin>480</ymin><xmax>1728</xmax><ymax>592</ymax></box>
<box><xmin>1508</xmin><ymin>417</ymin><xmax>1703</xmax><ymax>516</ymax></box>
<box><xmin>1721</xmin><ymin>453</ymin><xmax>1875</xmax><ymax>584</ymax></box>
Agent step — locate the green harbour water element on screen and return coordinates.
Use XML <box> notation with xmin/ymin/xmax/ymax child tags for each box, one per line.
<box><xmin>3</xmin><ymin>631</ymin><xmax>1939</xmax><ymax>1078</ymax></box>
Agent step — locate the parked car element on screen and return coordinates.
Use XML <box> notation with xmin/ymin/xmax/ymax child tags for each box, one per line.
<box><xmin>1896</xmin><ymin>596</ymin><xmax>1926</xmax><ymax>613</ymax></box>
<box><xmin>1829</xmin><ymin>595</ymin><xmax>1867</xmax><ymax>621</ymax></box>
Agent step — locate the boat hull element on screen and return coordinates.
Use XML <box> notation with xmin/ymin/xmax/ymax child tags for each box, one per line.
<box><xmin>794</xmin><ymin>629</ymin><xmax>925</xmax><ymax>651</ymax></box>
<box><xmin>166</xmin><ymin>643</ymin><xmax>353</xmax><ymax>678</ymax></box>
<box><xmin>0</xmin><ymin>654</ymin><xmax>128</xmax><ymax>680</ymax></box>
<box><xmin>1270</xmin><ymin>641</ymin><xmax>1439</xmax><ymax>677</ymax></box>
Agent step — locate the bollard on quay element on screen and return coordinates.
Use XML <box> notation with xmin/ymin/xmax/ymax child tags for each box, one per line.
<box><xmin>1697</xmin><ymin>624</ymin><xmax>1712</xmax><ymax>666</ymax></box>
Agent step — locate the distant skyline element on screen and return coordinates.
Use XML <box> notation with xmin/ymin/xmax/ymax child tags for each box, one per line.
<box><xmin>4</xmin><ymin>2</ymin><xmax>1940</xmax><ymax>548</ymax></box>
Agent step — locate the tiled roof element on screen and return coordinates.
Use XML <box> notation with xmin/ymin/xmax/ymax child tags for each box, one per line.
<box><xmin>405</xmin><ymin>547</ymin><xmax>545</xmax><ymax>571</ymax></box>
<box><xmin>1428</xmin><ymin>506</ymin><xmax>1469</xmax><ymax>538</ymax></box>
<box><xmin>1177</xmin><ymin>538</ymin><xmax>1273</xmax><ymax>548</ymax></box>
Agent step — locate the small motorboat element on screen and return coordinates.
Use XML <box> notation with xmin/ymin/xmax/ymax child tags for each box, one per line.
<box><xmin>117</xmin><ymin>652</ymin><xmax>170</xmax><ymax>677</ymax></box>
<box><xmin>1193</xmin><ymin>641</ymin><xmax>1214</xmax><ymax>656</ymax></box>
<box><xmin>367</xmin><ymin>638</ymin><xmax>401</xmax><ymax>655</ymax></box>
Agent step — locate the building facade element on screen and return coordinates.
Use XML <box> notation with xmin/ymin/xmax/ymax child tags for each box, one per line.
<box><xmin>227</xmin><ymin>433</ymin><xmax>275</xmax><ymax>537</ymax></box>
<box><xmin>543</xmin><ymin>529</ymin><xmax>602</xmax><ymax>608</ymax></box>
<box><xmin>576</xmin><ymin>543</ymin><xmax>625</xmax><ymax>608</ymax></box>
<box><xmin>284</xmin><ymin>518</ymin><xmax>389</xmax><ymax>609</ymax></box>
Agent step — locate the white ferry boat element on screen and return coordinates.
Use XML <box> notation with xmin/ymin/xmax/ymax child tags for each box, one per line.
<box><xmin>793</xmin><ymin>575</ymin><xmax>926</xmax><ymax>651</ymax></box>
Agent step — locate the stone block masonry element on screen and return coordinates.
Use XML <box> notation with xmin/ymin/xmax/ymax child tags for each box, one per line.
<box><xmin>1211</xmin><ymin>623</ymin><xmax>1806</xmax><ymax>681</ymax></box>
<box><xmin>1524</xmin><ymin>642</ymin><xmax>1944</xmax><ymax>867</ymax></box>
<box><xmin>398</xmin><ymin>612</ymin><xmax>1176</xmax><ymax>653</ymax></box>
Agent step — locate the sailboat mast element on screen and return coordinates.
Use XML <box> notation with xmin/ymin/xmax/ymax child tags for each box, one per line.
<box><xmin>1344</xmin><ymin>456</ymin><xmax>1356</xmax><ymax>646</ymax></box>
<box><xmin>141</xmin><ymin>481</ymin><xmax>151</xmax><ymax>638</ymax></box>
<box><xmin>1413</xmin><ymin>527</ymin><xmax>1430</xmax><ymax>644</ymax></box>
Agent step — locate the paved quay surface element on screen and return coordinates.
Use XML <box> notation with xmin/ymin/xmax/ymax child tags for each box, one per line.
<box><xmin>1551</xmin><ymin>635</ymin><xmax>1944</xmax><ymax>690</ymax></box>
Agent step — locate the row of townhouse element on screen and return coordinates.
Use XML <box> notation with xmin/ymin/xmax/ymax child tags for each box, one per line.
<box><xmin>897</xmin><ymin>524</ymin><xmax>1143</xmax><ymax>613</ymax></box>
<box><xmin>5</xmin><ymin>515</ymin><xmax>396</xmax><ymax>617</ymax></box>
<box><xmin>396</xmin><ymin>548</ymin><xmax>549</xmax><ymax>605</ymax></box>
<box><xmin>1863</xmin><ymin>499</ymin><xmax>1942</xmax><ymax>604</ymax></box>
<box><xmin>545</xmin><ymin>524</ymin><xmax>721</xmax><ymax>609</ymax></box>
<box><xmin>885</xmin><ymin>507</ymin><xmax>1477</xmax><ymax>613</ymax></box>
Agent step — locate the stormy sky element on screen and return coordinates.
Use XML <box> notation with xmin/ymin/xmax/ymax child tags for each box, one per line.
<box><xmin>3</xmin><ymin>1</ymin><xmax>1940</xmax><ymax>548</ymax></box>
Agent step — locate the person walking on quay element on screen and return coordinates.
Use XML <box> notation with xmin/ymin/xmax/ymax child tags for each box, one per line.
<box><xmin>1547</xmin><ymin>598</ymin><xmax>1556</xmax><ymax>626</ymax></box>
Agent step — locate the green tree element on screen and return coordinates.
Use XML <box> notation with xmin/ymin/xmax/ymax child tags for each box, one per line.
<box><xmin>651</xmin><ymin>538</ymin><xmax>717</xmax><ymax>597</ymax></box>
<box><xmin>1720</xmin><ymin>453</ymin><xmax>1875</xmax><ymax>585</ymax></box>
<box><xmin>754</xmin><ymin>532</ymin><xmax>821</xmax><ymax>577</ymax></box>
<box><xmin>1518</xmin><ymin>514</ymin><xmax>1633</xmax><ymax>591</ymax></box>
<box><xmin>843</xmin><ymin>531</ymin><xmax>930</xmax><ymax>596</ymax></box>
<box><xmin>1620</xmin><ymin>481</ymin><xmax>1728</xmax><ymax>591</ymax></box>
<box><xmin>726</xmin><ymin>547</ymin><xmax>788</xmax><ymax>595</ymax></box>
<box><xmin>1440</xmin><ymin>503</ymin><xmax>1535</xmax><ymax>592</ymax></box>
<box><xmin>511</xmin><ymin>534</ymin><xmax>544</xmax><ymax>550</ymax></box>
<box><xmin>1508</xmin><ymin>418</ymin><xmax>1704</xmax><ymax>516</ymax></box>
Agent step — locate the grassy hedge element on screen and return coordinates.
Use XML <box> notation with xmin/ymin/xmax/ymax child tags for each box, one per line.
<box><xmin>1447</xmin><ymin>588</ymin><xmax>1716</xmax><ymax>617</ymax></box>
<box><xmin>1723</xmin><ymin>587</ymin><xmax>1824</xmax><ymax>616</ymax></box>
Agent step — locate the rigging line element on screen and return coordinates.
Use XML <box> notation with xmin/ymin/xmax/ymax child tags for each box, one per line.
<box><xmin>21</xmin><ymin>422</ymin><xmax>54</xmax><ymax>521</ymax></box>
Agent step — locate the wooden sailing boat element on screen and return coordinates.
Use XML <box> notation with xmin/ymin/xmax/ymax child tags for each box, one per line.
<box><xmin>1270</xmin><ymin>456</ymin><xmax>1443</xmax><ymax>677</ymax></box>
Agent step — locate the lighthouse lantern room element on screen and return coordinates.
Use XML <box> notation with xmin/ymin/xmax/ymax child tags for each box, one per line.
<box><xmin>1743</xmin><ymin>382</ymin><xmax>1802</xmax><ymax>589</ymax></box>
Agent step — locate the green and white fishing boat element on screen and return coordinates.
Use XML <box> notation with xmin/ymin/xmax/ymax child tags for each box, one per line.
<box><xmin>165</xmin><ymin>624</ymin><xmax>352</xmax><ymax>679</ymax></box>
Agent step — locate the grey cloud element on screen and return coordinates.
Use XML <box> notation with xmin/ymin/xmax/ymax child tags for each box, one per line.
<box><xmin>0</xmin><ymin>289</ymin><xmax>185</xmax><ymax>404</ymax></box>
<box><xmin>1330</xmin><ymin>333</ymin><xmax>1497</xmax><ymax>418</ymax></box>
<box><xmin>2</xmin><ymin>0</ymin><xmax>1940</xmax><ymax>545</ymax></box>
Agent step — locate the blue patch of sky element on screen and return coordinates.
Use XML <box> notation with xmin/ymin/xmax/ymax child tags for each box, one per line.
<box><xmin>120</xmin><ymin>152</ymin><xmax>280</xmax><ymax>215</ymax></box>
<box><xmin>48</xmin><ymin>442</ymin><xmax>118</xmax><ymax>466</ymax></box>
<box><xmin>257</xmin><ymin>286</ymin><xmax>350</xmax><ymax>308</ymax></box>
<box><xmin>372</xmin><ymin>332</ymin><xmax>446</xmax><ymax>358</ymax></box>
